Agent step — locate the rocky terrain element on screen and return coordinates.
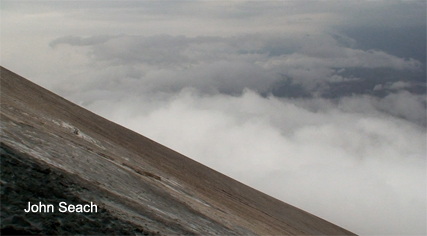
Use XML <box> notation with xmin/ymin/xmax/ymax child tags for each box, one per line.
<box><xmin>0</xmin><ymin>66</ymin><xmax>355</xmax><ymax>235</ymax></box>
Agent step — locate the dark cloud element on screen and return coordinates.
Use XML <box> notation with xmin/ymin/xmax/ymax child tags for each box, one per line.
<box><xmin>49</xmin><ymin>33</ymin><xmax>423</xmax><ymax>97</ymax></box>
<box><xmin>340</xmin><ymin>26</ymin><xmax>427</xmax><ymax>64</ymax></box>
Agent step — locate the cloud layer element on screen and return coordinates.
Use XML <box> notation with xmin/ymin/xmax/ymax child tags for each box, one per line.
<box><xmin>49</xmin><ymin>33</ymin><xmax>422</xmax><ymax>97</ymax></box>
<box><xmin>81</xmin><ymin>88</ymin><xmax>425</xmax><ymax>235</ymax></box>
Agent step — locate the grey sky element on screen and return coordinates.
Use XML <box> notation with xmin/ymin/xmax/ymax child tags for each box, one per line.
<box><xmin>1</xmin><ymin>1</ymin><xmax>426</xmax><ymax>235</ymax></box>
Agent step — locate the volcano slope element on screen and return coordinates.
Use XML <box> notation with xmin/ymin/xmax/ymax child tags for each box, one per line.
<box><xmin>0</xmin><ymin>66</ymin><xmax>355</xmax><ymax>235</ymax></box>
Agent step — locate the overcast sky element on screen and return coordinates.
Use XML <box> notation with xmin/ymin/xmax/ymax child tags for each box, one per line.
<box><xmin>1</xmin><ymin>1</ymin><xmax>426</xmax><ymax>235</ymax></box>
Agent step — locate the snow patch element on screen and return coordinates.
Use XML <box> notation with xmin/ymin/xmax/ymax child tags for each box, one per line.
<box><xmin>51</xmin><ymin>120</ymin><xmax>105</xmax><ymax>149</ymax></box>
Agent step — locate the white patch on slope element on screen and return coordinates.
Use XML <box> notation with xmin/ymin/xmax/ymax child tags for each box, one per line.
<box><xmin>51</xmin><ymin>119</ymin><xmax>105</xmax><ymax>149</ymax></box>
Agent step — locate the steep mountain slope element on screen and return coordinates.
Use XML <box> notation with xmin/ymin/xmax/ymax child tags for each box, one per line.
<box><xmin>0</xmin><ymin>66</ymin><xmax>355</xmax><ymax>235</ymax></box>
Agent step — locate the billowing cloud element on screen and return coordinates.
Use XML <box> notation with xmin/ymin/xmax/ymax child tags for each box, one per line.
<box><xmin>82</xmin><ymin>88</ymin><xmax>426</xmax><ymax>236</ymax></box>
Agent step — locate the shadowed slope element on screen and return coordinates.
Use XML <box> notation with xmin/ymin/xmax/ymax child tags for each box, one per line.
<box><xmin>0</xmin><ymin>66</ymin><xmax>355</xmax><ymax>235</ymax></box>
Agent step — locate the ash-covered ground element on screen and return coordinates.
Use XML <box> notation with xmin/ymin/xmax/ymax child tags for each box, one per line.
<box><xmin>1</xmin><ymin>143</ymin><xmax>156</xmax><ymax>235</ymax></box>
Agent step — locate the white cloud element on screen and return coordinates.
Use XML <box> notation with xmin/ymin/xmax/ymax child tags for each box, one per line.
<box><xmin>388</xmin><ymin>81</ymin><xmax>412</xmax><ymax>90</ymax></box>
<box><xmin>84</xmin><ymin>88</ymin><xmax>426</xmax><ymax>235</ymax></box>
